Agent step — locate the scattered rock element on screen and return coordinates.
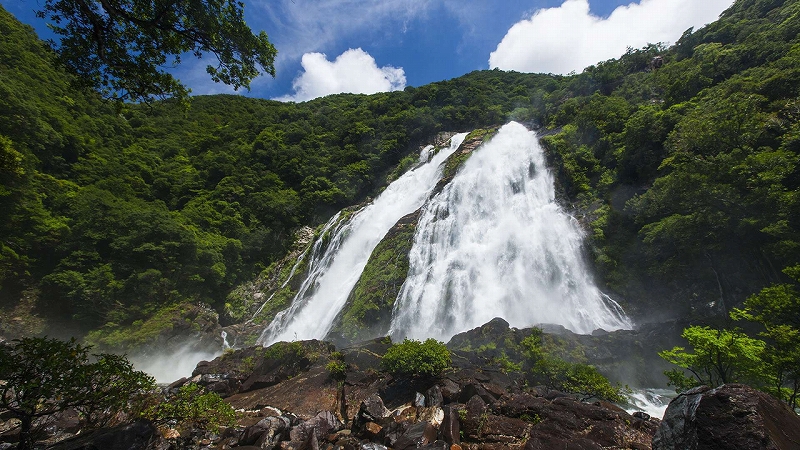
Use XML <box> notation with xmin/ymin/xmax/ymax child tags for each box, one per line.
<box><xmin>440</xmin><ymin>406</ymin><xmax>461</xmax><ymax>445</ymax></box>
<box><xmin>393</xmin><ymin>421</ymin><xmax>437</xmax><ymax>450</ymax></box>
<box><xmin>241</xmin><ymin>416</ymin><xmax>291</xmax><ymax>447</ymax></box>
<box><xmin>353</xmin><ymin>394</ymin><xmax>388</xmax><ymax>433</ymax></box>
<box><xmin>425</xmin><ymin>385</ymin><xmax>444</xmax><ymax>408</ymax></box>
<box><xmin>17</xmin><ymin>327</ymin><xmax>667</xmax><ymax>450</ymax></box>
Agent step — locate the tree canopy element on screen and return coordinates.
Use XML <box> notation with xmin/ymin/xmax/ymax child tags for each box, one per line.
<box><xmin>658</xmin><ymin>326</ymin><xmax>767</xmax><ymax>392</ymax></box>
<box><xmin>0</xmin><ymin>337</ymin><xmax>155</xmax><ymax>450</ymax></box>
<box><xmin>1</xmin><ymin>0</ymin><xmax>800</xmax><ymax>355</ymax></box>
<box><xmin>36</xmin><ymin>0</ymin><xmax>276</xmax><ymax>101</ymax></box>
<box><xmin>732</xmin><ymin>264</ymin><xmax>800</xmax><ymax>409</ymax></box>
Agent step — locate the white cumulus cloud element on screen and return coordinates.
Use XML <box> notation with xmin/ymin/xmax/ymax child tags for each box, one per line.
<box><xmin>489</xmin><ymin>0</ymin><xmax>735</xmax><ymax>74</ymax></box>
<box><xmin>276</xmin><ymin>48</ymin><xmax>406</xmax><ymax>102</ymax></box>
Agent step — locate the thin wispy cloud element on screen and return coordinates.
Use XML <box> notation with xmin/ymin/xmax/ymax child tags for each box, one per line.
<box><xmin>489</xmin><ymin>0</ymin><xmax>735</xmax><ymax>74</ymax></box>
<box><xmin>251</xmin><ymin>0</ymin><xmax>431</xmax><ymax>63</ymax></box>
<box><xmin>174</xmin><ymin>58</ymin><xmax>241</xmax><ymax>96</ymax></box>
<box><xmin>276</xmin><ymin>48</ymin><xmax>406</xmax><ymax>102</ymax></box>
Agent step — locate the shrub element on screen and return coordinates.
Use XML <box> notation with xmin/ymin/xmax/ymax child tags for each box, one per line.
<box><xmin>531</xmin><ymin>356</ymin><xmax>625</xmax><ymax>402</ymax></box>
<box><xmin>381</xmin><ymin>338</ymin><xmax>451</xmax><ymax>377</ymax></box>
<box><xmin>326</xmin><ymin>351</ymin><xmax>347</xmax><ymax>380</ymax></box>
<box><xmin>141</xmin><ymin>383</ymin><xmax>236</xmax><ymax>433</ymax></box>
<box><xmin>326</xmin><ymin>360</ymin><xmax>347</xmax><ymax>380</ymax></box>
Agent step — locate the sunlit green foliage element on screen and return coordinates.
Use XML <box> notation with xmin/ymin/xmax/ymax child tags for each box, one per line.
<box><xmin>381</xmin><ymin>338</ymin><xmax>451</xmax><ymax>377</ymax></box>
<box><xmin>661</xmin><ymin>264</ymin><xmax>800</xmax><ymax>408</ymax></box>
<box><xmin>659</xmin><ymin>326</ymin><xmax>768</xmax><ymax>392</ymax></box>
<box><xmin>732</xmin><ymin>264</ymin><xmax>800</xmax><ymax>409</ymax></box>
<box><xmin>325</xmin><ymin>351</ymin><xmax>347</xmax><ymax>380</ymax></box>
<box><xmin>141</xmin><ymin>383</ymin><xmax>236</xmax><ymax>433</ymax></box>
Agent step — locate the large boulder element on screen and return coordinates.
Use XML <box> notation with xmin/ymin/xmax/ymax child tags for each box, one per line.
<box><xmin>46</xmin><ymin>420</ymin><xmax>158</xmax><ymax>450</ymax></box>
<box><xmin>653</xmin><ymin>384</ymin><xmax>800</xmax><ymax>450</ymax></box>
<box><xmin>490</xmin><ymin>391</ymin><xmax>658</xmax><ymax>449</ymax></box>
<box><xmin>192</xmin><ymin>340</ymin><xmax>334</xmax><ymax>397</ymax></box>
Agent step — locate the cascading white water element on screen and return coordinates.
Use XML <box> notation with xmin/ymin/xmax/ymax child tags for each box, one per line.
<box><xmin>625</xmin><ymin>388</ymin><xmax>674</xmax><ymax>419</ymax></box>
<box><xmin>258</xmin><ymin>133</ymin><xmax>469</xmax><ymax>345</ymax></box>
<box><xmin>390</xmin><ymin>122</ymin><xmax>631</xmax><ymax>341</ymax></box>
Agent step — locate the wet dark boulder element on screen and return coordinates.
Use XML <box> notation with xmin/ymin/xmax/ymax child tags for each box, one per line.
<box><xmin>491</xmin><ymin>391</ymin><xmax>657</xmax><ymax>449</ymax></box>
<box><xmin>393</xmin><ymin>421</ymin><xmax>438</xmax><ymax>450</ymax></box>
<box><xmin>440</xmin><ymin>405</ymin><xmax>461</xmax><ymax>445</ymax></box>
<box><xmin>653</xmin><ymin>384</ymin><xmax>800</xmax><ymax>450</ymax></box>
<box><xmin>285</xmin><ymin>411</ymin><xmax>344</xmax><ymax>450</ymax></box>
<box><xmin>46</xmin><ymin>420</ymin><xmax>158</xmax><ymax>450</ymax></box>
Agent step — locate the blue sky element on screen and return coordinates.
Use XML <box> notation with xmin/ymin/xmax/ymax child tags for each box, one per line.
<box><xmin>2</xmin><ymin>0</ymin><xmax>735</xmax><ymax>102</ymax></box>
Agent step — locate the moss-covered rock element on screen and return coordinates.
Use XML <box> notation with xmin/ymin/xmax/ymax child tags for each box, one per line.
<box><xmin>327</xmin><ymin>210</ymin><xmax>421</xmax><ymax>345</ymax></box>
<box><xmin>222</xmin><ymin>211</ymin><xmax>365</xmax><ymax>348</ymax></box>
<box><xmin>0</xmin><ymin>288</ymin><xmax>45</xmax><ymax>341</ymax></box>
<box><xmin>84</xmin><ymin>301</ymin><xmax>222</xmax><ymax>353</ymax></box>
<box><xmin>192</xmin><ymin>339</ymin><xmax>335</xmax><ymax>397</ymax></box>
<box><xmin>223</xmin><ymin>226</ymin><xmax>316</xmax><ymax>327</ymax></box>
<box><xmin>433</xmin><ymin>126</ymin><xmax>500</xmax><ymax>195</ymax></box>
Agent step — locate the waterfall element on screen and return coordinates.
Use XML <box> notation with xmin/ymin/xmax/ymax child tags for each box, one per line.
<box><xmin>258</xmin><ymin>133</ymin><xmax>469</xmax><ymax>345</ymax></box>
<box><xmin>625</xmin><ymin>388</ymin><xmax>674</xmax><ymax>419</ymax></box>
<box><xmin>389</xmin><ymin>122</ymin><xmax>631</xmax><ymax>341</ymax></box>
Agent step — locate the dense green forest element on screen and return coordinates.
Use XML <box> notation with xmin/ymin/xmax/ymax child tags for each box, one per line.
<box><xmin>1</xmin><ymin>0</ymin><xmax>799</xmax><ymax>355</ymax></box>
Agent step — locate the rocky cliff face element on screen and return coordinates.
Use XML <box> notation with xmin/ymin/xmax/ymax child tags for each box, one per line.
<box><xmin>7</xmin><ymin>319</ymin><xmax>797</xmax><ymax>449</ymax></box>
<box><xmin>446</xmin><ymin>317</ymin><xmax>684</xmax><ymax>389</ymax></box>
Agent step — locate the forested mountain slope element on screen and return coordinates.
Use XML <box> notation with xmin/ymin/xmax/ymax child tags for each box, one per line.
<box><xmin>1</xmin><ymin>0</ymin><xmax>799</xmax><ymax>348</ymax></box>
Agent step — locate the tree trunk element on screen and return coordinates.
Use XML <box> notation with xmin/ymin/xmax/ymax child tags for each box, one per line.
<box><xmin>17</xmin><ymin>415</ymin><xmax>33</xmax><ymax>450</ymax></box>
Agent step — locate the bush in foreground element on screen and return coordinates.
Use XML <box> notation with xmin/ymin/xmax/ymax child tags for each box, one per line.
<box><xmin>141</xmin><ymin>383</ymin><xmax>236</xmax><ymax>433</ymax></box>
<box><xmin>381</xmin><ymin>338</ymin><xmax>451</xmax><ymax>377</ymax></box>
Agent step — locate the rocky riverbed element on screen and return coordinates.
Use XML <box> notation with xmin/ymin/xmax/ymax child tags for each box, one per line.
<box><xmin>3</xmin><ymin>319</ymin><xmax>799</xmax><ymax>449</ymax></box>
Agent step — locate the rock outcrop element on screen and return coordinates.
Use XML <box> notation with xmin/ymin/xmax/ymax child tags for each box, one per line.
<box><xmin>221</xmin><ymin>225</ymin><xmax>317</xmax><ymax>347</ymax></box>
<box><xmin>327</xmin><ymin>210</ymin><xmax>422</xmax><ymax>346</ymax></box>
<box><xmin>168</xmin><ymin>334</ymin><xmax>659</xmax><ymax>449</ymax></box>
<box><xmin>653</xmin><ymin>384</ymin><xmax>800</xmax><ymax>450</ymax></box>
<box><xmin>191</xmin><ymin>340</ymin><xmax>335</xmax><ymax>401</ymax></box>
<box><xmin>448</xmin><ymin>317</ymin><xmax>685</xmax><ymax>388</ymax></box>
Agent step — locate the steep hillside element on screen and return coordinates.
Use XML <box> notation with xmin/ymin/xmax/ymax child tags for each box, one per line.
<box><xmin>1</xmin><ymin>0</ymin><xmax>799</xmax><ymax>353</ymax></box>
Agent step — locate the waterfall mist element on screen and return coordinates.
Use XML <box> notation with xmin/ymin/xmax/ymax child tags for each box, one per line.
<box><xmin>129</xmin><ymin>345</ymin><xmax>220</xmax><ymax>384</ymax></box>
<box><xmin>389</xmin><ymin>122</ymin><xmax>631</xmax><ymax>341</ymax></box>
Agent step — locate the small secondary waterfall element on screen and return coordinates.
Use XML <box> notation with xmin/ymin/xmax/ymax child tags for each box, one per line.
<box><xmin>258</xmin><ymin>133</ymin><xmax>468</xmax><ymax>345</ymax></box>
<box><xmin>390</xmin><ymin>122</ymin><xmax>630</xmax><ymax>341</ymax></box>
